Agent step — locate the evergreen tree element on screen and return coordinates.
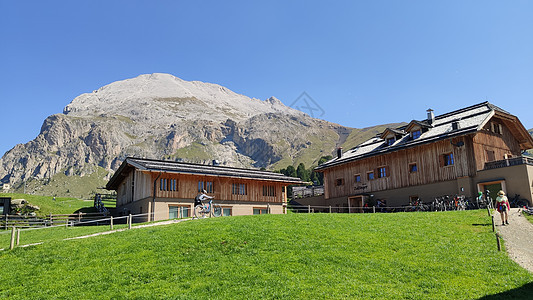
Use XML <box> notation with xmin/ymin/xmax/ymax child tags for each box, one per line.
<box><xmin>285</xmin><ymin>165</ymin><xmax>297</xmax><ymax>178</ymax></box>
<box><xmin>296</xmin><ymin>163</ymin><xmax>310</xmax><ymax>182</ymax></box>
<box><xmin>310</xmin><ymin>170</ymin><xmax>320</xmax><ymax>185</ymax></box>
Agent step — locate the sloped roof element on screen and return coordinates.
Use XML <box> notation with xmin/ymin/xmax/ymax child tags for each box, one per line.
<box><xmin>316</xmin><ymin>101</ymin><xmax>532</xmax><ymax>171</ymax></box>
<box><xmin>380</xmin><ymin>128</ymin><xmax>406</xmax><ymax>139</ymax></box>
<box><xmin>107</xmin><ymin>157</ymin><xmax>303</xmax><ymax>189</ymax></box>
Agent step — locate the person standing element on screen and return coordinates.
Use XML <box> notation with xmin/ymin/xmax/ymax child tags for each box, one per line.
<box><xmin>496</xmin><ymin>190</ymin><xmax>510</xmax><ymax>226</ymax></box>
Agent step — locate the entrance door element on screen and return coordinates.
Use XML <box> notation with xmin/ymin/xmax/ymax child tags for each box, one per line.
<box><xmin>477</xmin><ymin>180</ymin><xmax>505</xmax><ymax>204</ymax></box>
<box><xmin>348</xmin><ymin>196</ymin><xmax>364</xmax><ymax>213</ymax></box>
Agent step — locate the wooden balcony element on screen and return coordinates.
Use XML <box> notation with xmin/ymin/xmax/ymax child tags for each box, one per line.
<box><xmin>483</xmin><ymin>156</ymin><xmax>533</xmax><ymax>170</ymax></box>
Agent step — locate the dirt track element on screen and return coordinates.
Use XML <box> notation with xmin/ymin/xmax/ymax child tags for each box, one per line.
<box><xmin>497</xmin><ymin>208</ymin><xmax>533</xmax><ymax>273</ymax></box>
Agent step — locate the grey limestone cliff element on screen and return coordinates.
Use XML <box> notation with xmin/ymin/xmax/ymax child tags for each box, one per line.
<box><xmin>0</xmin><ymin>73</ymin><xmax>363</xmax><ymax>195</ymax></box>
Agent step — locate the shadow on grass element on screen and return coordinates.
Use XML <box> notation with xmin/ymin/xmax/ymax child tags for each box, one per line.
<box><xmin>478</xmin><ymin>282</ymin><xmax>533</xmax><ymax>299</ymax></box>
<box><xmin>73</xmin><ymin>207</ymin><xmax>98</xmax><ymax>214</ymax></box>
<box><xmin>472</xmin><ymin>223</ymin><xmax>491</xmax><ymax>226</ymax></box>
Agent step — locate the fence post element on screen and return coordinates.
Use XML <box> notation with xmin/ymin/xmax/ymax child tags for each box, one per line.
<box><xmin>128</xmin><ymin>214</ymin><xmax>132</xmax><ymax>230</ymax></box>
<box><xmin>16</xmin><ymin>228</ymin><xmax>20</xmax><ymax>246</ymax></box>
<box><xmin>49</xmin><ymin>213</ymin><xmax>53</xmax><ymax>226</ymax></box>
<box><xmin>491</xmin><ymin>216</ymin><xmax>495</xmax><ymax>232</ymax></box>
<box><xmin>373</xmin><ymin>206</ymin><xmax>376</xmax><ymax>213</ymax></box>
<box><xmin>496</xmin><ymin>233</ymin><xmax>501</xmax><ymax>251</ymax></box>
<box><xmin>308</xmin><ymin>205</ymin><xmax>311</xmax><ymax>213</ymax></box>
<box><xmin>487</xmin><ymin>206</ymin><xmax>491</xmax><ymax>217</ymax></box>
<box><xmin>10</xmin><ymin>227</ymin><xmax>16</xmax><ymax>250</ymax></box>
<box><xmin>110</xmin><ymin>216</ymin><xmax>114</xmax><ymax>230</ymax></box>
<box><xmin>329</xmin><ymin>206</ymin><xmax>332</xmax><ymax>213</ymax></box>
<box><xmin>4</xmin><ymin>215</ymin><xmax>7</xmax><ymax>230</ymax></box>
<box><xmin>78</xmin><ymin>211</ymin><xmax>82</xmax><ymax>223</ymax></box>
<box><xmin>267</xmin><ymin>203</ymin><xmax>270</xmax><ymax>214</ymax></box>
<box><xmin>66</xmin><ymin>218</ymin><xmax>69</xmax><ymax>228</ymax></box>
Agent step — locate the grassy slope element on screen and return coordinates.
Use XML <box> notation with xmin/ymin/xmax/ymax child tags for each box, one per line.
<box><xmin>0</xmin><ymin>193</ymin><xmax>94</xmax><ymax>216</ymax></box>
<box><xmin>1</xmin><ymin>211</ymin><xmax>532</xmax><ymax>299</ymax></box>
<box><xmin>11</xmin><ymin>167</ymin><xmax>109</xmax><ymax>199</ymax></box>
<box><xmin>341</xmin><ymin>123</ymin><xmax>405</xmax><ymax>151</ymax></box>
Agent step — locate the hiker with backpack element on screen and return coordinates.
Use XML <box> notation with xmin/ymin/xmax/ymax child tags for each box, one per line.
<box><xmin>496</xmin><ymin>190</ymin><xmax>510</xmax><ymax>226</ymax></box>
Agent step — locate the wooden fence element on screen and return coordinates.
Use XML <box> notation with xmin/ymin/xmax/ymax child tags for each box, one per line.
<box><xmin>1</xmin><ymin>212</ymin><xmax>108</xmax><ymax>229</ymax></box>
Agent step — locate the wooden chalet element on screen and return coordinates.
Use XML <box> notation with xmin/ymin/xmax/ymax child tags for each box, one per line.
<box><xmin>315</xmin><ymin>102</ymin><xmax>533</xmax><ymax>209</ymax></box>
<box><xmin>106</xmin><ymin>157</ymin><xmax>303</xmax><ymax>221</ymax></box>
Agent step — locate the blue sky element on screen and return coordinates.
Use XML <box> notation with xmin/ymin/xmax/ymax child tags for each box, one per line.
<box><xmin>1</xmin><ymin>0</ymin><xmax>532</xmax><ymax>156</ymax></box>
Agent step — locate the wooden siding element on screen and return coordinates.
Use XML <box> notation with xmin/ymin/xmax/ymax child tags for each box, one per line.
<box><xmin>472</xmin><ymin>119</ymin><xmax>522</xmax><ymax>171</ymax></box>
<box><xmin>117</xmin><ymin>171</ymin><xmax>287</xmax><ymax>204</ymax></box>
<box><xmin>323</xmin><ymin>137</ymin><xmax>476</xmax><ymax>199</ymax></box>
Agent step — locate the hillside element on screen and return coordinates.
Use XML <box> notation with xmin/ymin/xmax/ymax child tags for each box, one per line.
<box><xmin>0</xmin><ymin>74</ymin><xmax>396</xmax><ymax>198</ymax></box>
<box><xmin>1</xmin><ymin>212</ymin><xmax>532</xmax><ymax>298</ymax></box>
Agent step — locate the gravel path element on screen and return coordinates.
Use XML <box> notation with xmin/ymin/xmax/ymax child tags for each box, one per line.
<box><xmin>496</xmin><ymin>208</ymin><xmax>533</xmax><ymax>273</ymax></box>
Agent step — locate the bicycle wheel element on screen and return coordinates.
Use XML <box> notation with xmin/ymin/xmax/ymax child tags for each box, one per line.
<box><xmin>212</xmin><ymin>204</ymin><xmax>222</xmax><ymax>217</ymax></box>
<box><xmin>194</xmin><ymin>206</ymin><xmax>205</xmax><ymax>219</ymax></box>
<box><xmin>517</xmin><ymin>199</ymin><xmax>529</xmax><ymax>208</ymax></box>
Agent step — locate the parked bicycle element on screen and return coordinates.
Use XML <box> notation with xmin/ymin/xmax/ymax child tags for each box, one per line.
<box><xmin>509</xmin><ymin>194</ymin><xmax>529</xmax><ymax>208</ymax></box>
<box><xmin>194</xmin><ymin>198</ymin><xmax>222</xmax><ymax>218</ymax></box>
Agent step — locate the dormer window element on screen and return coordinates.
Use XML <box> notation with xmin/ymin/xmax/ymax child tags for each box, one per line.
<box><xmin>380</xmin><ymin>128</ymin><xmax>405</xmax><ymax>146</ymax></box>
<box><xmin>412</xmin><ymin>130</ymin><xmax>421</xmax><ymax>139</ymax></box>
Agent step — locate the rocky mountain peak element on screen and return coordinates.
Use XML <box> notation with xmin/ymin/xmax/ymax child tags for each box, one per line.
<box><xmin>63</xmin><ymin>73</ymin><xmax>304</xmax><ymax>123</ymax></box>
<box><xmin>0</xmin><ymin>73</ymin><xmax>383</xmax><ymax>197</ymax></box>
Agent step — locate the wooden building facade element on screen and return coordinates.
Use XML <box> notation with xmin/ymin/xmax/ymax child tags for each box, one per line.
<box><xmin>315</xmin><ymin>102</ymin><xmax>533</xmax><ymax>208</ymax></box>
<box><xmin>106</xmin><ymin>157</ymin><xmax>303</xmax><ymax>221</ymax></box>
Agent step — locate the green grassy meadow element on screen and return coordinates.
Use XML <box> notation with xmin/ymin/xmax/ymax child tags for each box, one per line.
<box><xmin>1</xmin><ymin>211</ymin><xmax>532</xmax><ymax>299</ymax></box>
<box><xmin>2</xmin><ymin>193</ymin><xmax>95</xmax><ymax>216</ymax></box>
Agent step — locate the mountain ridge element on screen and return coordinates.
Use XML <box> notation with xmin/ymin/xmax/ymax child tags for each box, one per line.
<box><xmin>0</xmin><ymin>74</ymin><xmax>395</xmax><ymax>197</ymax></box>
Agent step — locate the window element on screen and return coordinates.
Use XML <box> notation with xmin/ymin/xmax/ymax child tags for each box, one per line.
<box><xmin>355</xmin><ymin>174</ymin><xmax>361</xmax><ymax>183</ymax></box>
<box><xmin>170</xmin><ymin>179</ymin><xmax>177</xmax><ymax>191</ymax></box>
<box><xmin>367</xmin><ymin>172</ymin><xmax>374</xmax><ymax>180</ymax></box>
<box><xmin>491</xmin><ymin>122</ymin><xmax>502</xmax><ymax>134</ymax></box>
<box><xmin>412</xmin><ymin>130</ymin><xmax>421</xmax><ymax>140</ymax></box>
<box><xmin>169</xmin><ymin>206</ymin><xmax>190</xmax><ymax>219</ymax></box>
<box><xmin>223</xmin><ymin>207</ymin><xmax>232</xmax><ymax>216</ymax></box>
<box><xmin>335</xmin><ymin>178</ymin><xmax>344</xmax><ymax>186</ymax></box>
<box><xmin>160</xmin><ymin>178</ymin><xmax>178</xmax><ymax>191</ymax></box>
<box><xmin>386</xmin><ymin>137</ymin><xmax>395</xmax><ymax>146</ymax></box>
<box><xmin>377</xmin><ymin>166</ymin><xmax>388</xmax><ymax>178</ymax></box>
<box><xmin>409</xmin><ymin>163</ymin><xmax>418</xmax><ymax>173</ymax></box>
<box><xmin>253</xmin><ymin>208</ymin><xmax>268</xmax><ymax>215</ymax></box>
<box><xmin>263</xmin><ymin>185</ymin><xmax>276</xmax><ymax>197</ymax></box>
<box><xmin>198</xmin><ymin>181</ymin><xmax>214</xmax><ymax>193</ymax></box>
<box><xmin>232</xmin><ymin>183</ymin><xmax>247</xmax><ymax>195</ymax></box>
<box><xmin>486</xmin><ymin>150</ymin><xmax>495</xmax><ymax>162</ymax></box>
<box><xmin>443</xmin><ymin>153</ymin><xmax>454</xmax><ymax>166</ymax></box>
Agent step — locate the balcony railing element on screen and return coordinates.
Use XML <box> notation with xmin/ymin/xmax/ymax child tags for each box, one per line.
<box><xmin>484</xmin><ymin>156</ymin><xmax>533</xmax><ymax>170</ymax></box>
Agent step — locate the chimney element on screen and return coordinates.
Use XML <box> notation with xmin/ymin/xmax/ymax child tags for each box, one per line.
<box><xmin>337</xmin><ymin>147</ymin><xmax>343</xmax><ymax>159</ymax></box>
<box><xmin>427</xmin><ymin>108</ymin><xmax>435</xmax><ymax>125</ymax></box>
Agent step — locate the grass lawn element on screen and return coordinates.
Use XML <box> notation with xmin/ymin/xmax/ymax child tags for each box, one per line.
<box><xmin>1</xmin><ymin>193</ymin><xmax>95</xmax><ymax>216</ymax></box>
<box><xmin>1</xmin><ymin>211</ymin><xmax>532</xmax><ymax>299</ymax></box>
